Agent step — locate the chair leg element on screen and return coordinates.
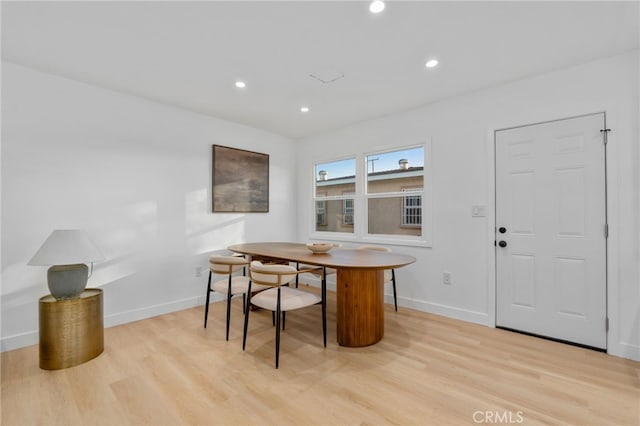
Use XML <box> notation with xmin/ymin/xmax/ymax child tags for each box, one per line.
<box><xmin>322</xmin><ymin>268</ymin><xmax>327</xmax><ymax>347</ymax></box>
<box><xmin>275</xmin><ymin>288</ymin><xmax>281</xmax><ymax>369</ymax></box>
<box><xmin>392</xmin><ymin>269</ymin><xmax>398</xmax><ymax>312</ymax></box>
<box><xmin>272</xmin><ymin>311</ymin><xmax>275</xmax><ymax>326</ymax></box>
<box><xmin>225</xmin><ymin>292</ymin><xmax>232</xmax><ymax>341</ymax></box>
<box><xmin>225</xmin><ymin>275</ymin><xmax>232</xmax><ymax>341</ymax></box>
<box><xmin>242</xmin><ymin>293</ymin><xmax>246</xmax><ymax>315</ymax></box>
<box><xmin>242</xmin><ymin>281</ymin><xmax>252</xmax><ymax>350</ymax></box>
<box><xmin>295</xmin><ymin>262</ymin><xmax>300</xmax><ymax>288</ymax></box>
<box><xmin>204</xmin><ymin>270</ymin><xmax>212</xmax><ymax>328</ymax></box>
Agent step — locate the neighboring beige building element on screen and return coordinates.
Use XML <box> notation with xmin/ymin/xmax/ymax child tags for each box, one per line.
<box><xmin>315</xmin><ymin>166</ymin><xmax>424</xmax><ymax>236</ymax></box>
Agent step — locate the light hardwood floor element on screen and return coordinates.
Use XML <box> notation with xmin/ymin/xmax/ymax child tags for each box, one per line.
<box><xmin>2</xmin><ymin>286</ymin><xmax>639</xmax><ymax>425</ymax></box>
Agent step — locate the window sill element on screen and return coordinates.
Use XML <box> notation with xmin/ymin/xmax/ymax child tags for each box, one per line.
<box><xmin>309</xmin><ymin>232</ymin><xmax>431</xmax><ymax>248</ymax></box>
<box><xmin>361</xmin><ymin>234</ymin><xmax>431</xmax><ymax>248</ymax></box>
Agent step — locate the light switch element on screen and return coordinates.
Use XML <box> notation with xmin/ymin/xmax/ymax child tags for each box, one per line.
<box><xmin>472</xmin><ymin>205</ymin><xmax>487</xmax><ymax>217</ymax></box>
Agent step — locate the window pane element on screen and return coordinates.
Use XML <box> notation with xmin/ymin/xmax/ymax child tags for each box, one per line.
<box><xmin>401</xmin><ymin>188</ymin><xmax>422</xmax><ymax>226</ymax></box>
<box><xmin>315</xmin><ymin>158</ymin><xmax>356</xmax><ymax>197</ymax></box>
<box><xmin>315</xmin><ymin>199</ymin><xmax>355</xmax><ymax>233</ymax></box>
<box><xmin>367</xmin><ymin>147</ymin><xmax>424</xmax><ymax>194</ymax></box>
<box><xmin>343</xmin><ymin>198</ymin><xmax>354</xmax><ymax>225</ymax></box>
<box><xmin>316</xmin><ymin>201</ymin><xmax>327</xmax><ymax>226</ymax></box>
<box><xmin>368</xmin><ymin>196</ymin><xmax>422</xmax><ymax>236</ymax></box>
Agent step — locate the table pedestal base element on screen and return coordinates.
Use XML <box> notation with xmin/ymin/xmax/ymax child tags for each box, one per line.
<box><xmin>337</xmin><ymin>269</ymin><xmax>384</xmax><ymax>347</ymax></box>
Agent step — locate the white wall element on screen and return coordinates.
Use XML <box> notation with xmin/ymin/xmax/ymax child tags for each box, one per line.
<box><xmin>1</xmin><ymin>62</ymin><xmax>297</xmax><ymax>351</ymax></box>
<box><xmin>3</xmin><ymin>51</ymin><xmax>638</xmax><ymax>361</ymax></box>
<box><xmin>296</xmin><ymin>50</ymin><xmax>640</xmax><ymax>360</ymax></box>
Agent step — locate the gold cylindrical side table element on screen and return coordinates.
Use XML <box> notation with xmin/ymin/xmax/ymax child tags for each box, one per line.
<box><xmin>39</xmin><ymin>288</ymin><xmax>104</xmax><ymax>370</ymax></box>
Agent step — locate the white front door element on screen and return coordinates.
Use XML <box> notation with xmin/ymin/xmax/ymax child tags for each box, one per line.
<box><xmin>495</xmin><ymin>113</ymin><xmax>607</xmax><ymax>349</ymax></box>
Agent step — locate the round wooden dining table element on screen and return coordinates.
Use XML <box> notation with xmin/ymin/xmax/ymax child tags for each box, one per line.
<box><xmin>228</xmin><ymin>242</ymin><xmax>416</xmax><ymax>347</ymax></box>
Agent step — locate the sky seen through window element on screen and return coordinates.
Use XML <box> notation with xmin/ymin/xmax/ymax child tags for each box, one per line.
<box><xmin>315</xmin><ymin>147</ymin><xmax>424</xmax><ymax>181</ymax></box>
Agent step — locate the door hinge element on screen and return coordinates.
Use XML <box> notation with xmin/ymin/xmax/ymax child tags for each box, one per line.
<box><xmin>600</xmin><ymin>128</ymin><xmax>611</xmax><ymax>145</ymax></box>
<box><xmin>606</xmin><ymin>317</ymin><xmax>609</xmax><ymax>332</ymax></box>
<box><xmin>605</xmin><ymin>224</ymin><xmax>609</xmax><ymax>238</ymax></box>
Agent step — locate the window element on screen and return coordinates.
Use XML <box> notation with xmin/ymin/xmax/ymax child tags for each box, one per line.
<box><xmin>343</xmin><ymin>192</ymin><xmax>354</xmax><ymax>225</ymax></box>
<box><xmin>314</xmin><ymin>159</ymin><xmax>356</xmax><ymax>234</ymax></box>
<box><xmin>311</xmin><ymin>143</ymin><xmax>430</xmax><ymax>246</ymax></box>
<box><xmin>401</xmin><ymin>188</ymin><xmax>422</xmax><ymax>227</ymax></box>
<box><xmin>316</xmin><ymin>201</ymin><xmax>327</xmax><ymax>226</ymax></box>
<box><xmin>366</xmin><ymin>147</ymin><xmax>424</xmax><ymax>237</ymax></box>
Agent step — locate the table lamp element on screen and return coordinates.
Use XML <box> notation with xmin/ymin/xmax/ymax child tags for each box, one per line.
<box><xmin>28</xmin><ymin>230</ymin><xmax>105</xmax><ymax>299</ymax></box>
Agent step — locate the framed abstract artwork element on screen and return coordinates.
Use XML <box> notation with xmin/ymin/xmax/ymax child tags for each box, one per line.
<box><xmin>212</xmin><ymin>145</ymin><xmax>269</xmax><ymax>213</ymax></box>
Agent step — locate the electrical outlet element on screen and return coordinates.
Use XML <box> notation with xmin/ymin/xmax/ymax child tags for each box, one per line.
<box><xmin>195</xmin><ymin>266</ymin><xmax>204</xmax><ymax>278</ymax></box>
<box><xmin>443</xmin><ymin>272</ymin><xmax>452</xmax><ymax>285</ymax></box>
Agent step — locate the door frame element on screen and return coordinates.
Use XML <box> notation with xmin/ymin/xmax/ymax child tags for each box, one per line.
<box><xmin>486</xmin><ymin>108</ymin><xmax>619</xmax><ymax>355</ymax></box>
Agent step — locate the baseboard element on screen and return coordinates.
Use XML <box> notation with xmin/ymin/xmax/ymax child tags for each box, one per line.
<box><xmin>300</xmin><ymin>276</ymin><xmax>490</xmax><ymax>326</ymax></box>
<box><xmin>0</xmin><ymin>331</ymin><xmax>38</xmax><ymax>352</ymax></box>
<box><xmin>0</xmin><ymin>294</ymin><xmax>224</xmax><ymax>352</ymax></box>
<box><xmin>103</xmin><ymin>294</ymin><xmax>216</xmax><ymax>328</ymax></box>
<box><xmin>608</xmin><ymin>341</ymin><xmax>640</xmax><ymax>361</ymax></box>
<box><xmin>399</xmin><ymin>297</ymin><xmax>490</xmax><ymax>326</ymax></box>
<box><xmin>5</xmin><ymin>291</ymin><xmax>636</xmax><ymax>361</ymax></box>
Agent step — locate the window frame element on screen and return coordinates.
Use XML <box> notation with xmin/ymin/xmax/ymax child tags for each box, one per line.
<box><xmin>310</xmin><ymin>141</ymin><xmax>432</xmax><ymax>247</ymax></box>
<box><xmin>312</xmin><ymin>157</ymin><xmax>357</xmax><ymax>236</ymax></box>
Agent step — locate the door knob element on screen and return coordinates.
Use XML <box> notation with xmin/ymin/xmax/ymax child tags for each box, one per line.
<box><xmin>498</xmin><ymin>241</ymin><xmax>507</xmax><ymax>248</ymax></box>
<box><xmin>499</xmin><ymin>227</ymin><xmax>507</xmax><ymax>234</ymax></box>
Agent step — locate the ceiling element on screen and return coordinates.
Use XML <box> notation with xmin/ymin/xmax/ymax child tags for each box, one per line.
<box><xmin>2</xmin><ymin>1</ymin><xmax>638</xmax><ymax>139</ymax></box>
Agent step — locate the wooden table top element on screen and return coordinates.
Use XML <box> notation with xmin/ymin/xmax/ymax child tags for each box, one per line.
<box><xmin>228</xmin><ymin>242</ymin><xmax>416</xmax><ymax>270</ymax></box>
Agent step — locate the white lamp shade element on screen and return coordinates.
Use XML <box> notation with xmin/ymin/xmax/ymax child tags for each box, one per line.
<box><xmin>28</xmin><ymin>230</ymin><xmax>105</xmax><ymax>266</ymax></box>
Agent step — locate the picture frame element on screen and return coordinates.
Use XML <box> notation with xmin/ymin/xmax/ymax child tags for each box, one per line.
<box><xmin>212</xmin><ymin>145</ymin><xmax>269</xmax><ymax>213</ymax></box>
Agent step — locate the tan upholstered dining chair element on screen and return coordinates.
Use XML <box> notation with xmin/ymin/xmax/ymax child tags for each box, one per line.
<box><xmin>205</xmin><ymin>255</ymin><xmax>269</xmax><ymax>341</ymax></box>
<box><xmin>357</xmin><ymin>245</ymin><xmax>398</xmax><ymax>311</ymax></box>
<box><xmin>243</xmin><ymin>261</ymin><xmax>326</xmax><ymax>368</ymax></box>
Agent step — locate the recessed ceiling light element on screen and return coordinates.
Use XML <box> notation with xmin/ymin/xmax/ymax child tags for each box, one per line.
<box><xmin>425</xmin><ymin>59</ymin><xmax>439</xmax><ymax>68</ymax></box>
<box><xmin>234</xmin><ymin>80</ymin><xmax>246</xmax><ymax>89</ymax></box>
<box><xmin>369</xmin><ymin>1</ymin><xmax>385</xmax><ymax>14</ymax></box>
<box><xmin>300</xmin><ymin>106</ymin><xmax>310</xmax><ymax>113</ymax></box>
